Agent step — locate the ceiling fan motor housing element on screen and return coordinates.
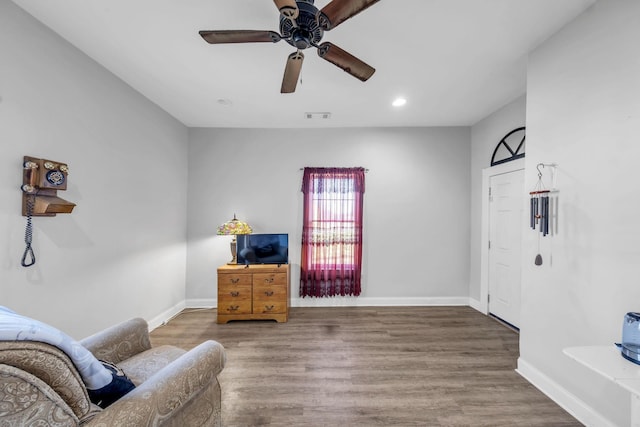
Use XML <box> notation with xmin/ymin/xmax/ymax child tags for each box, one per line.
<box><xmin>280</xmin><ymin>0</ymin><xmax>324</xmax><ymax>50</ymax></box>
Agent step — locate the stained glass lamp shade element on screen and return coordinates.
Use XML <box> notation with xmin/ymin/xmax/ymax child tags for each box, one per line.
<box><xmin>217</xmin><ymin>214</ymin><xmax>252</xmax><ymax>264</ymax></box>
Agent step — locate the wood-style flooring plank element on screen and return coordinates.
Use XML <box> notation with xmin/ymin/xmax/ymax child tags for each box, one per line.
<box><xmin>150</xmin><ymin>306</ymin><xmax>582</xmax><ymax>427</ymax></box>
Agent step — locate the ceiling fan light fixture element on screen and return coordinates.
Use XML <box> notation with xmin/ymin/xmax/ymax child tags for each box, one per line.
<box><xmin>292</xmin><ymin>31</ymin><xmax>312</xmax><ymax>49</ymax></box>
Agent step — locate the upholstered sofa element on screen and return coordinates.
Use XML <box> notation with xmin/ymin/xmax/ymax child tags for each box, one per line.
<box><xmin>0</xmin><ymin>317</ymin><xmax>226</xmax><ymax>426</ymax></box>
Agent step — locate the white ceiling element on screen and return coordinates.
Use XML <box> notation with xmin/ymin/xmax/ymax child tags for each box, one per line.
<box><xmin>12</xmin><ymin>0</ymin><xmax>595</xmax><ymax>128</ymax></box>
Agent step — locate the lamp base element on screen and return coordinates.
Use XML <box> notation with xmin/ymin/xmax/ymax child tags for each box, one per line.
<box><xmin>228</xmin><ymin>236</ymin><xmax>237</xmax><ymax>264</ymax></box>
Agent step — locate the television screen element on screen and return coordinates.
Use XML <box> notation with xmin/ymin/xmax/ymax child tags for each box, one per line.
<box><xmin>236</xmin><ymin>233</ymin><xmax>289</xmax><ymax>265</ymax></box>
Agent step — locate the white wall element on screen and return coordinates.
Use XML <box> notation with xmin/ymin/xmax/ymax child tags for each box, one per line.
<box><xmin>0</xmin><ymin>1</ymin><xmax>189</xmax><ymax>338</ymax></box>
<box><xmin>187</xmin><ymin>127</ymin><xmax>471</xmax><ymax>306</ymax></box>
<box><xmin>469</xmin><ymin>96</ymin><xmax>527</xmax><ymax>304</ymax></box>
<box><xmin>519</xmin><ymin>1</ymin><xmax>640</xmax><ymax>426</ymax></box>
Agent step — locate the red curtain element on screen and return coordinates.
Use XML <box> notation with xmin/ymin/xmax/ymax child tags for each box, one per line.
<box><xmin>300</xmin><ymin>167</ymin><xmax>365</xmax><ymax>297</ymax></box>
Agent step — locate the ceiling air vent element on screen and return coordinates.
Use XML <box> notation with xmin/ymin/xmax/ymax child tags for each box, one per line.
<box><xmin>305</xmin><ymin>112</ymin><xmax>331</xmax><ymax>120</ymax></box>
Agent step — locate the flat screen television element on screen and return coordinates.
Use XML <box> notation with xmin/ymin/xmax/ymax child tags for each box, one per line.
<box><xmin>236</xmin><ymin>233</ymin><xmax>289</xmax><ymax>265</ymax></box>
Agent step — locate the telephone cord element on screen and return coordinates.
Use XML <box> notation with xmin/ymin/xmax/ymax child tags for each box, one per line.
<box><xmin>21</xmin><ymin>194</ymin><xmax>36</xmax><ymax>267</ymax></box>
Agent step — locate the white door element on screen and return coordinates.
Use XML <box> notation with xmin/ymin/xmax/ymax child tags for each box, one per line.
<box><xmin>488</xmin><ymin>169</ymin><xmax>524</xmax><ymax>328</ymax></box>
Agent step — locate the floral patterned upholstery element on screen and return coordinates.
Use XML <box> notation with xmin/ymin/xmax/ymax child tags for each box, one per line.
<box><xmin>0</xmin><ymin>341</ymin><xmax>91</xmax><ymax>418</ymax></box>
<box><xmin>117</xmin><ymin>346</ymin><xmax>187</xmax><ymax>385</ymax></box>
<box><xmin>0</xmin><ymin>363</ymin><xmax>79</xmax><ymax>427</ymax></box>
<box><xmin>0</xmin><ymin>318</ymin><xmax>225</xmax><ymax>426</ymax></box>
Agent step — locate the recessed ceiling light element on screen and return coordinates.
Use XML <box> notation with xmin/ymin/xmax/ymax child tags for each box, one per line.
<box><xmin>305</xmin><ymin>112</ymin><xmax>331</xmax><ymax>120</ymax></box>
<box><xmin>392</xmin><ymin>97</ymin><xmax>407</xmax><ymax>107</ymax></box>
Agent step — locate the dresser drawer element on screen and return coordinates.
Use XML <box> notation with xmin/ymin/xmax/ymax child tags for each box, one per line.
<box><xmin>253</xmin><ymin>273</ymin><xmax>287</xmax><ymax>286</ymax></box>
<box><xmin>253</xmin><ymin>283</ymin><xmax>287</xmax><ymax>300</ymax></box>
<box><xmin>218</xmin><ymin>274</ymin><xmax>252</xmax><ymax>286</ymax></box>
<box><xmin>218</xmin><ymin>283</ymin><xmax>252</xmax><ymax>314</ymax></box>
<box><xmin>252</xmin><ymin>299</ymin><xmax>287</xmax><ymax>314</ymax></box>
<box><xmin>253</xmin><ymin>282</ymin><xmax>287</xmax><ymax>314</ymax></box>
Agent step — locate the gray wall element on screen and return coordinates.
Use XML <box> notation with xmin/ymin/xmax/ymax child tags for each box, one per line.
<box><xmin>187</xmin><ymin>127</ymin><xmax>471</xmax><ymax>306</ymax></box>
<box><xmin>519</xmin><ymin>2</ymin><xmax>640</xmax><ymax>426</ymax></box>
<box><xmin>0</xmin><ymin>1</ymin><xmax>189</xmax><ymax>337</ymax></box>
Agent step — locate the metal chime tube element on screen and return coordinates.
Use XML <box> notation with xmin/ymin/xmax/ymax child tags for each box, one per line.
<box><xmin>542</xmin><ymin>195</ymin><xmax>549</xmax><ymax>236</ymax></box>
<box><xmin>530</xmin><ymin>192</ymin><xmax>551</xmax><ymax>235</ymax></box>
<box><xmin>540</xmin><ymin>196</ymin><xmax>549</xmax><ymax>236</ymax></box>
<box><xmin>530</xmin><ymin>197</ymin><xmax>535</xmax><ymax>229</ymax></box>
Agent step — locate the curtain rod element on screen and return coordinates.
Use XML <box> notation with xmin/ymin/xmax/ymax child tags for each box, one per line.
<box><xmin>299</xmin><ymin>168</ymin><xmax>369</xmax><ymax>172</ymax></box>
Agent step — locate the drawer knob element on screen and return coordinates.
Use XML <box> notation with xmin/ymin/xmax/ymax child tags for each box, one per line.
<box><xmin>230</xmin><ymin>291</ymin><xmax>240</xmax><ymax>297</ymax></box>
<box><xmin>265</xmin><ymin>278</ymin><xmax>274</xmax><ymax>283</ymax></box>
<box><xmin>264</xmin><ymin>305</ymin><xmax>274</xmax><ymax>311</ymax></box>
<box><xmin>231</xmin><ymin>278</ymin><xmax>240</xmax><ymax>284</ymax></box>
<box><xmin>227</xmin><ymin>306</ymin><xmax>240</xmax><ymax>312</ymax></box>
<box><xmin>264</xmin><ymin>291</ymin><xmax>274</xmax><ymax>296</ymax></box>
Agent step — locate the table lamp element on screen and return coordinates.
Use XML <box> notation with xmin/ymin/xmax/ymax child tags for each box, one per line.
<box><xmin>217</xmin><ymin>214</ymin><xmax>252</xmax><ymax>264</ymax></box>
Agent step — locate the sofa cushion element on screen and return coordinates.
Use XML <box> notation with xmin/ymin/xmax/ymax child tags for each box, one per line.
<box><xmin>117</xmin><ymin>345</ymin><xmax>186</xmax><ymax>385</ymax></box>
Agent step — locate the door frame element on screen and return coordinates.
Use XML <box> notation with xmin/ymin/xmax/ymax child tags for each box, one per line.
<box><xmin>479</xmin><ymin>158</ymin><xmax>525</xmax><ymax>315</ymax></box>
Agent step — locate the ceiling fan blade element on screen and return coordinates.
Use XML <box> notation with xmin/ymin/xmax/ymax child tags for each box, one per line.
<box><xmin>319</xmin><ymin>0</ymin><xmax>380</xmax><ymax>30</ymax></box>
<box><xmin>273</xmin><ymin>0</ymin><xmax>299</xmax><ymax>19</ymax></box>
<box><xmin>281</xmin><ymin>51</ymin><xmax>304</xmax><ymax>93</ymax></box>
<box><xmin>199</xmin><ymin>30</ymin><xmax>281</xmax><ymax>44</ymax></box>
<box><xmin>317</xmin><ymin>42</ymin><xmax>375</xmax><ymax>82</ymax></box>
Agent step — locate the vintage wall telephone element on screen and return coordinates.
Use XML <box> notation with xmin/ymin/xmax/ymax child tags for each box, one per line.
<box><xmin>20</xmin><ymin>156</ymin><xmax>76</xmax><ymax>267</ymax></box>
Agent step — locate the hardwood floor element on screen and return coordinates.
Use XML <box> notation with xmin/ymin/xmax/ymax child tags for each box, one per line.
<box><xmin>150</xmin><ymin>306</ymin><xmax>582</xmax><ymax>427</ymax></box>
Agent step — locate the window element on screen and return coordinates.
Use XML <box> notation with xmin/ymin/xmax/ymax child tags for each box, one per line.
<box><xmin>300</xmin><ymin>167</ymin><xmax>365</xmax><ymax>297</ymax></box>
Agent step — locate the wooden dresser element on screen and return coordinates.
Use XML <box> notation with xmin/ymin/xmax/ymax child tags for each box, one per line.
<box><xmin>217</xmin><ymin>264</ymin><xmax>290</xmax><ymax>324</ymax></box>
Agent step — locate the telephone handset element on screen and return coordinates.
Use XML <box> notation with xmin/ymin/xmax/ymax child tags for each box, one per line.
<box><xmin>20</xmin><ymin>156</ymin><xmax>75</xmax><ymax>267</ymax></box>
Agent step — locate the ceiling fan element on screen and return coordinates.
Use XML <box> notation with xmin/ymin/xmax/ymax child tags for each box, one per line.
<box><xmin>199</xmin><ymin>0</ymin><xmax>379</xmax><ymax>93</ymax></box>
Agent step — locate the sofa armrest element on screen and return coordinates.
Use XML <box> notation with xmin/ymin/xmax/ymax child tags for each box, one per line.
<box><xmin>85</xmin><ymin>340</ymin><xmax>226</xmax><ymax>426</ymax></box>
<box><xmin>0</xmin><ymin>363</ymin><xmax>79</xmax><ymax>426</ymax></box>
<box><xmin>80</xmin><ymin>318</ymin><xmax>152</xmax><ymax>364</ymax></box>
<box><xmin>0</xmin><ymin>341</ymin><xmax>93</xmax><ymax>418</ymax></box>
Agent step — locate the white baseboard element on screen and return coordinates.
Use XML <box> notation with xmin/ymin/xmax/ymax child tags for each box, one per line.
<box><xmin>147</xmin><ymin>300</ymin><xmax>186</xmax><ymax>331</ymax></box>
<box><xmin>468</xmin><ymin>297</ymin><xmax>484</xmax><ymax>313</ymax></box>
<box><xmin>516</xmin><ymin>357</ymin><xmax>614</xmax><ymax>427</ymax></box>
<box><xmin>185</xmin><ymin>298</ymin><xmax>216</xmax><ymax>308</ymax></box>
<box><xmin>290</xmin><ymin>296</ymin><xmax>471</xmax><ymax>307</ymax></box>
<box><xmin>184</xmin><ymin>297</ymin><xmax>471</xmax><ymax>310</ymax></box>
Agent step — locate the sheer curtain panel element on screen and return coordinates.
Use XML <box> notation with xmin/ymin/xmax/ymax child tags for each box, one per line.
<box><xmin>300</xmin><ymin>167</ymin><xmax>365</xmax><ymax>297</ymax></box>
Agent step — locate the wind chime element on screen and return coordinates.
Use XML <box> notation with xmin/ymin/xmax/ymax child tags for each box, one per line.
<box><xmin>530</xmin><ymin>163</ymin><xmax>551</xmax><ymax>266</ymax></box>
